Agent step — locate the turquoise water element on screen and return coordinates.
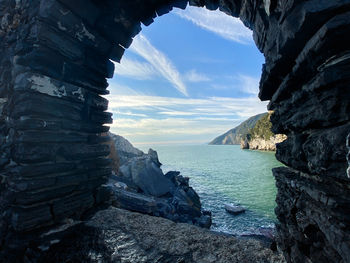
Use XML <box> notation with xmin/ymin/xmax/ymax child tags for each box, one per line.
<box><xmin>138</xmin><ymin>144</ymin><xmax>282</xmax><ymax>235</ymax></box>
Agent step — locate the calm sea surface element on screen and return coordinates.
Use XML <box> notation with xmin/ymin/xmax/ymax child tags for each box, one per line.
<box><xmin>138</xmin><ymin>144</ymin><xmax>282</xmax><ymax>235</ymax></box>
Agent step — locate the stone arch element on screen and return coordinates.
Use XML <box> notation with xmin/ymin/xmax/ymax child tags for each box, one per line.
<box><xmin>0</xmin><ymin>0</ymin><xmax>350</xmax><ymax>262</ymax></box>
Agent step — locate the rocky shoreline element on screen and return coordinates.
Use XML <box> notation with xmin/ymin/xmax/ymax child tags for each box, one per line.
<box><xmin>1</xmin><ymin>134</ymin><xmax>284</xmax><ymax>262</ymax></box>
<box><xmin>34</xmin><ymin>207</ymin><xmax>285</xmax><ymax>263</ymax></box>
<box><xmin>107</xmin><ymin>133</ymin><xmax>212</xmax><ymax>228</ymax></box>
<box><xmin>210</xmin><ymin>112</ymin><xmax>286</xmax><ymax>152</ymax></box>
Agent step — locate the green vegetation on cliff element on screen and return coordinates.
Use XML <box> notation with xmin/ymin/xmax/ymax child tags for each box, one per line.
<box><xmin>209</xmin><ymin>113</ymin><xmax>267</xmax><ymax>145</ymax></box>
<box><xmin>249</xmin><ymin>113</ymin><xmax>274</xmax><ymax>140</ymax></box>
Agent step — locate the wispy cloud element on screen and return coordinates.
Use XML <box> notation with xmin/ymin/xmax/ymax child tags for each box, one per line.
<box><xmin>130</xmin><ymin>34</ymin><xmax>188</xmax><ymax>96</ymax></box>
<box><xmin>211</xmin><ymin>74</ymin><xmax>260</xmax><ymax>96</ymax></box>
<box><xmin>114</xmin><ymin>58</ymin><xmax>158</xmax><ymax>80</ymax></box>
<box><xmin>236</xmin><ymin>74</ymin><xmax>260</xmax><ymax>95</ymax></box>
<box><xmin>173</xmin><ymin>6</ymin><xmax>253</xmax><ymax>44</ymax></box>
<box><xmin>113</xmin><ymin>110</ymin><xmax>147</xmax><ymax>117</ymax></box>
<box><xmin>110</xmin><ymin>117</ymin><xmax>235</xmax><ymax>135</ymax></box>
<box><xmin>184</xmin><ymin>69</ymin><xmax>211</xmax><ymax>82</ymax></box>
<box><xmin>159</xmin><ymin>110</ymin><xmax>197</xmax><ymax>116</ymax></box>
<box><xmin>106</xmin><ymin>86</ymin><xmax>268</xmax><ymax>144</ymax></box>
<box><xmin>107</xmin><ymin>92</ymin><xmax>267</xmax><ymax>119</ymax></box>
<box><xmin>108</xmin><ymin>115</ymin><xmax>249</xmax><ymax>145</ymax></box>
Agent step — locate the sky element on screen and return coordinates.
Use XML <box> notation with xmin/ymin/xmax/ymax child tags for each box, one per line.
<box><xmin>106</xmin><ymin>5</ymin><xmax>267</xmax><ymax>146</ymax></box>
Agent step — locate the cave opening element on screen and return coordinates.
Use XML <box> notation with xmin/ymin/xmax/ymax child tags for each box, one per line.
<box><xmin>106</xmin><ymin>3</ymin><xmax>284</xmax><ymax>236</ymax></box>
<box><xmin>1</xmin><ymin>0</ymin><xmax>350</xmax><ymax>262</ymax></box>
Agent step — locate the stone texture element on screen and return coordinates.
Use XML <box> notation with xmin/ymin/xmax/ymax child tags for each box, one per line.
<box><xmin>108</xmin><ymin>132</ymin><xmax>144</xmax><ymax>166</ymax></box>
<box><xmin>108</xmin><ymin>136</ymin><xmax>210</xmax><ymax>228</ymax></box>
<box><xmin>347</xmin><ymin>134</ymin><xmax>350</xmax><ymax>178</ymax></box>
<box><xmin>0</xmin><ymin>0</ymin><xmax>349</xmax><ymax>262</ymax></box>
<box><xmin>130</xmin><ymin>157</ymin><xmax>174</xmax><ymax>197</ymax></box>
<box><xmin>274</xmin><ymin>167</ymin><xmax>350</xmax><ymax>263</ymax></box>
<box><xmin>25</xmin><ymin>207</ymin><xmax>285</xmax><ymax>263</ymax></box>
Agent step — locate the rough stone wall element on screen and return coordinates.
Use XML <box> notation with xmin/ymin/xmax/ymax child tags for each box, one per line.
<box><xmin>0</xmin><ymin>0</ymin><xmax>116</xmax><ymax>255</ymax></box>
<box><xmin>0</xmin><ymin>0</ymin><xmax>45</xmax><ymax>251</ymax></box>
<box><xmin>264</xmin><ymin>1</ymin><xmax>350</xmax><ymax>262</ymax></box>
<box><xmin>0</xmin><ymin>0</ymin><xmax>350</xmax><ymax>262</ymax></box>
<box><xmin>347</xmin><ymin>134</ymin><xmax>350</xmax><ymax>177</ymax></box>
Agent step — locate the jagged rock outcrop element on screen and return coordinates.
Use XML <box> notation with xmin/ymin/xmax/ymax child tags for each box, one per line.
<box><xmin>107</xmin><ymin>134</ymin><xmax>211</xmax><ymax>228</ymax></box>
<box><xmin>1</xmin><ymin>0</ymin><xmax>350</xmax><ymax>262</ymax></box>
<box><xmin>108</xmin><ymin>133</ymin><xmax>144</xmax><ymax>166</ymax></box>
<box><xmin>210</xmin><ymin>113</ymin><xmax>266</xmax><ymax>145</ymax></box>
<box><xmin>108</xmin><ymin>132</ymin><xmax>161</xmax><ymax>168</ymax></box>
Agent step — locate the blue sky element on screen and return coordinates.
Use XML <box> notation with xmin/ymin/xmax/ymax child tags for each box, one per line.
<box><xmin>106</xmin><ymin>5</ymin><xmax>267</xmax><ymax>146</ymax></box>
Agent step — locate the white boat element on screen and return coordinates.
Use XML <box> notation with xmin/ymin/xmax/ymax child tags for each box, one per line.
<box><xmin>225</xmin><ymin>204</ymin><xmax>246</xmax><ymax>215</ymax></box>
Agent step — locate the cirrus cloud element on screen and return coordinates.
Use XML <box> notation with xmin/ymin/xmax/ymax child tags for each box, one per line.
<box><xmin>174</xmin><ymin>6</ymin><xmax>253</xmax><ymax>44</ymax></box>
<box><xmin>130</xmin><ymin>34</ymin><xmax>188</xmax><ymax>96</ymax></box>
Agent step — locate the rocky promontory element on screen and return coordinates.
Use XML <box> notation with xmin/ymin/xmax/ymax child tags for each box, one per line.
<box><xmin>240</xmin><ymin>112</ymin><xmax>286</xmax><ymax>151</ymax></box>
<box><xmin>106</xmin><ymin>133</ymin><xmax>212</xmax><ymax>228</ymax></box>
<box><xmin>209</xmin><ymin>112</ymin><xmax>287</xmax><ymax>151</ymax></box>
<box><xmin>241</xmin><ymin>134</ymin><xmax>287</xmax><ymax>151</ymax></box>
<box><xmin>210</xmin><ymin>112</ymin><xmax>286</xmax><ymax>151</ymax></box>
<box><xmin>209</xmin><ymin>113</ymin><xmax>266</xmax><ymax>145</ymax></box>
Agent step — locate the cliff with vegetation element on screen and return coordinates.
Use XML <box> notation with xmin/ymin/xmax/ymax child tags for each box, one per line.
<box><xmin>210</xmin><ymin>112</ymin><xmax>286</xmax><ymax>151</ymax></box>
<box><xmin>241</xmin><ymin>112</ymin><xmax>287</xmax><ymax>151</ymax></box>
<box><xmin>209</xmin><ymin>113</ymin><xmax>266</xmax><ymax>145</ymax></box>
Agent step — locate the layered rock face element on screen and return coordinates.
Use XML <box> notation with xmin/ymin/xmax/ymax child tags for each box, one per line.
<box><xmin>264</xmin><ymin>2</ymin><xmax>350</xmax><ymax>262</ymax></box>
<box><xmin>0</xmin><ymin>0</ymin><xmax>114</xmax><ymax>256</ymax></box>
<box><xmin>0</xmin><ymin>0</ymin><xmax>350</xmax><ymax>262</ymax></box>
<box><xmin>274</xmin><ymin>167</ymin><xmax>350</xmax><ymax>263</ymax></box>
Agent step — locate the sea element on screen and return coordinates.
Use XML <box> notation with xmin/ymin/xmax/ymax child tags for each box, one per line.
<box><xmin>137</xmin><ymin>144</ymin><xmax>282</xmax><ymax>236</ymax></box>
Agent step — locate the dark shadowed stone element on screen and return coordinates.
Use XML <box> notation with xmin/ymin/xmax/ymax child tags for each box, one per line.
<box><xmin>164</xmin><ymin>170</ymin><xmax>181</xmax><ymax>183</ymax></box>
<box><xmin>109</xmin><ymin>44</ymin><xmax>125</xmax><ymax>62</ymax></box>
<box><xmin>131</xmin><ymin>158</ymin><xmax>174</xmax><ymax>197</ymax></box>
<box><xmin>274</xmin><ymin>167</ymin><xmax>350</xmax><ymax>263</ymax></box>
<box><xmin>112</xmin><ymin>188</ymin><xmax>169</xmax><ymax>215</ymax></box>
<box><xmin>347</xmin><ymin>134</ymin><xmax>350</xmax><ymax>178</ymax></box>
<box><xmin>148</xmin><ymin>148</ymin><xmax>162</xmax><ymax>166</ymax></box>
<box><xmin>1</xmin><ymin>1</ymin><xmax>350</xmax><ymax>262</ymax></box>
<box><xmin>11</xmin><ymin>204</ymin><xmax>53</xmax><ymax>232</ymax></box>
<box><xmin>196</xmin><ymin>214</ymin><xmax>212</xmax><ymax>228</ymax></box>
<box><xmin>22</xmin><ymin>207</ymin><xmax>284</xmax><ymax>263</ymax></box>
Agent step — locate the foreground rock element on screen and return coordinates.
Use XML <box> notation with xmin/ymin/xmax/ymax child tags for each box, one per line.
<box><xmin>36</xmin><ymin>207</ymin><xmax>285</xmax><ymax>263</ymax></box>
<box><xmin>108</xmin><ymin>169</ymin><xmax>211</xmax><ymax>228</ymax></box>
<box><xmin>108</xmin><ymin>134</ymin><xmax>211</xmax><ymax>228</ymax></box>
